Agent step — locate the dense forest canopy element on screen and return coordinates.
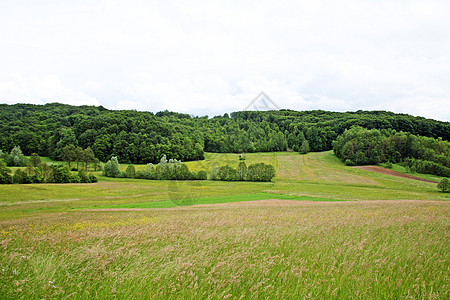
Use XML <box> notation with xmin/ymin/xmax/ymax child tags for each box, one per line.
<box><xmin>333</xmin><ymin>126</ymin><xmax>450</xmax><ymax>177</ymax></box>
<box><xmin>0</xmin><ymin>103</ymin><xmax>449</xmax><ymax>164</ymax></box>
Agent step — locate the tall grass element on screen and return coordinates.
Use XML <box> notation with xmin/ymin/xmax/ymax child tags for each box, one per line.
<box><xmin>0</xmin><ymin>201</ymin><xmax>448</xmax><ymax>299</ymax></box>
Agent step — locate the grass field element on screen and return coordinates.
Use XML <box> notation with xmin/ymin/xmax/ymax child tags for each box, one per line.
<box><xmin>1</xmin><ymin>151</ymin><xmax>449</xmax><ymax>299</ymax></box>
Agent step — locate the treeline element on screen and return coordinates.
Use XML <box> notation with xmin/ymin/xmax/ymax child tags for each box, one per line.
<box><xmin>103</xmin><ymin>155</ymin><xmax>208</xmax><ymax>180</ymax></box>
<box><xmin>0</xmin><ymin>154</ymin><xmax>97</xmax><ymax>184</ymax></box>
<box><xmin>0</xmin><ymin>103</ymin><xmax>448</xmax><ymax>164</ymax></box>
<box><xmin>333</xmin><ymin>126</ymin><xmax>450</xmax><ymax>177</ymax></box>
<box><xmin>210</xmin><ymin>162</ymin><xmax>276</xmax><ymax>182</ymax></box>
<box><xmin>102</xmin><ymin>156</ymin><xmax>276</xmax><ymax>182</ymax></box>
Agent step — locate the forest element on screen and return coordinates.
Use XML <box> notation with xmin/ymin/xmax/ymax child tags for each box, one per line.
<box><xmin>0</xmin><ymin>103</ymin><xmax>449</xmax><ymax>166</ymax></box>
<box><xmin>333</xmin><ymin>126</ymin><xmax>450</xmax><ymax>177</ymax></box>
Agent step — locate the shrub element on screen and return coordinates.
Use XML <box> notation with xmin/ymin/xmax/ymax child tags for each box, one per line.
<box><xmin>103</xmin><ymin>157</ymin><xmax>121</xmax><ymax>177</ymax></box>
<box><xmin>210</xmin><ymin>164</ymin><xmax>219</xmax><ymax>180</ymax></box>
<box><xmin>6</xmin><ymin>146</ymin><xmax>28</xmax><ymax>167</ymax></box>
<box><xmin>437</xmin><ymin>178</ymin><xmax>450</xmax><ymax>193</ymax></box>
<box><xmin>13</xmin><ymin>169</ymin><xmax>32</xmax><ymax>184</ymax></box>
<box><xmin>218</xmin><ymin>165</ymin><xmax>237</xmax><ymax>181</ymax></box>
<box><xmin>299</xmin><ymin>140</ymin><xmax>310</xmax><ymax>154</ymax></box>
<box><xmin>50</xmin><ymin>165</ymin><xmax>76</xmax><ymax>183</ymax></box>
<box><xmin>195</xmin><ymin>170</ymin><xmax>208</xmax><ymax>180</ymax></box>
<box><xmin>125</xmin><ymin>164</ymin><xmax>136</xmax><ymax>178</ymax></box>
<box><xmin>0</xmin><ymin>159</ymin><xmax>12</xmax><ymax>184</ymax></box>
<box><xmin>247</xmin><ymin>163</ymin><xmax>276</xmax><ymax>182</ymax></box>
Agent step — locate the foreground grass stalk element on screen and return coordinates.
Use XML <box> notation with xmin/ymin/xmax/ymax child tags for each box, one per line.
<box><xmin>1</xmin><ymin>201</ymin><xmax>448</xmax><ymax>299</ymax></box>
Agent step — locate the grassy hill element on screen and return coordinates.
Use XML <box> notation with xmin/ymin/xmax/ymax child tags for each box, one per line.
<box><xmin>1</xmin><ymin>151</ymin><xmax>447</xmax><ymax>218</ymax></box>
<box><xmin>1</xmin><ymin>151</ymin><xmax>448</xmax><ymax>299</ymax></box>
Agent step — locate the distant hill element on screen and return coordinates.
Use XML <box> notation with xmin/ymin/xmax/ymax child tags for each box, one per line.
<box><xmin>0</xmin><ymin>103</ymin><xmax>448</xmax><ymax>164</ymax></box>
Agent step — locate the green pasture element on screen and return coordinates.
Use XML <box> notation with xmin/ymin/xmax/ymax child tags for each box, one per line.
<box><xmin>1</xmin><ymin>151</ymin><xmax>449</xmax><ymax>299</ymax></box>
<box><xmin>1</xmin><ymin>151</ymin><xmax>448</xmax><ymax>219</ymax></box>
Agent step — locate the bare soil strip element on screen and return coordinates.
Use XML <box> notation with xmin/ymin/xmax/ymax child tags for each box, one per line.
<box><xmin>353</xmin><ymin>166</ymin><xmax>438</xmax><ymax>183</ymax></box>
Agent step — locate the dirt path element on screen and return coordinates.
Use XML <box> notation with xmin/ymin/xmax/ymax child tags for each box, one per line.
<box><xmin>353</xmin><ymin>166</ymin><xmax>438</xmax><ymax>183</ymax></box>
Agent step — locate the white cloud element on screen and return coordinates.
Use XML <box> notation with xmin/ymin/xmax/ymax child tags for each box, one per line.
<box><xmin>0</xmin><ymin>74</ymin><xmax>100</xmax><ymax>106</ymax></box>
<box><xmin>0</xmin><ymin>0</ymin><xmax>449</xmax><ymax>121</ymax></box>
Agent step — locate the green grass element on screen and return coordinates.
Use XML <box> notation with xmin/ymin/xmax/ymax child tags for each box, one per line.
<box><xmin>1</xmin><ymin>151</ymin><xmax>449</xmax><ymax>299</ymax></box>
<box><xmin>90</xmin><ymin>192</ymin><xmax>342</xmax><ymax>209</ymax></box>
<box><xmin>1</xmin><ymin>151</ymin><xmax>448</xmax><ymax>220</ymax></box>
<box><xmin>1</xmin><ymin>201</ymin><xmax>448</xmax><ymax>299</ymax></box>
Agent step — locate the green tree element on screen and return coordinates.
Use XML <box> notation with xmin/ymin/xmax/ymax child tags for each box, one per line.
<box><xmin>6</xmin><ymin>146</ymin><xmax>27</xmax><ymax>166</ymax></box>
<box><xmin>299</xmin><ymin>140</ymin><xmax>310</xmax><ymax>154</ymax></box>
<box><xmin>437</xmin><ymin>178</ymin><xmax>450</xmax><ymax>193</ymax></box>
<box><xmin>125</xmin><ymin>164</ymin><xmax>136</xmax><ymax>178</ymax></box>
<box><xmin>0</xmin><ymin>159</ymin><xmax>12</xmax><ymax>184</ymax></box>
<box><xmin>74</xmin><ymin>146</ymin><xmax>84</xmax><ymax>170</ymax></box>
<box><xmin>236</xmin><ymin>161</ymin><xmax>247</xmax><ymax>181</ymax></box>
<box><xmin>13</xmin><ymin>169</ymin><xmax>32</xmax><ymax>184</ymax></box>
<box><xmin>82</xmin><ymin>147</ymin><xmax>96</xmax><ymax>170</ymax></box>
<box><xmin>50</xmin><ymin>165</ymin><xmax>76</xmax><ymax>183</ymax></box>
<box><xmin>62</xmin><ymin>144</ymin><xmax>77</xmax><ymax>168</ymax></box>
<box><xmin>103</xmin><ymin>157</ymin><xmax>121</xmax><ymax>177</ymax></box>
<box><xmin>30</xmin><ymin>153</ymin><xmax>41</xmax><ymax>167</ymax></box>
<box><xmin>218</xmin><ymin>165</ymin><xmax>237</xmax><ymax>181</ymax></box>
<box><xmin>247</xmin><ymin>163</ymin><xmax>276</xmax><ymax>182</ymax></box>
<box><xmin>53</xmin><ymin>128</ymin><xmax>78</xmax><ymax>160</ymax></box>
<box><xmin>210</xmin><ymin>164</ymin><xmax>219</xmax><ymax>180</ymax></box>
<box><xmin>93</xmin><ymin>158</ymin><xmax>103</xmax><ymax>171</ymax></box>
<box><xmin>195</xmin><ymin>170</ymin><xmax>207</xmax><ymax>180</ymax></box>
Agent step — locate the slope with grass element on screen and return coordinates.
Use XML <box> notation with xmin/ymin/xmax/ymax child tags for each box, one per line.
<box><xmin>1</xmin><ymin>151</ymin><xmax>449</xmax><ymax>299</ymax></box>
<box><xmin>1</xmin><ymin>151</ymin><xmax>448</xmax><ymax>219</ymax></box>
<box><xmin>1</xmin><ymin>200</ymin><xmax>448</xmax><ymax>299</ymax></box>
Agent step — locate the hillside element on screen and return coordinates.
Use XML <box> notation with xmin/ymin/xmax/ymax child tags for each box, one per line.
<box><xmin>1</xmin><ymin>151</ymin><xmax>447</xmax><ymax>220</ymax></box>
<box><xmin>0</xmin><ymin>103</ymin><xmax>448</xmax><ymax>165</ymax></box>
<box><xmin>1</xmin><ymin>151</ymin><xmax>448</xmax><ymax>298</ymax></box>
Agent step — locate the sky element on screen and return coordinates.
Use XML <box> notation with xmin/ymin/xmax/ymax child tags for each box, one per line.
<box><xmin>0</xmin><ymin>0</ymin><xmax>449</xmax><ymax>121</ymax></box>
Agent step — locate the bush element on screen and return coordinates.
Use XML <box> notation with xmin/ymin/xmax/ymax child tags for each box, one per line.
<box><xmin>218</xmin><ymin>165</ymin><xmax>237</xmax><ymax>181</ymax></box>
<box><xmin>50</xmin><ymin>165</ymin><xmax>76</xmax><ymax>183</ymax></box>
<box><xmin>213</xmin><ymin>162</ymin><xmax>276</xmax><ymax>182</ymax></box>
<box><xmin>210</xmin><ymin>164</ymin><xmax>219</xmax><ymax>180</ymax></box>
<box><xmin>195</xmin><ymin>170</ymin><xmax>208</xmax><ymax>180</ymax></box>
<box><xmin>6</xmin><ymin>146</ymin><xmax>28</xmax><ymax>167</ymax></box>
<box><xmin>13</xmin><ymin>169</ymin><xmax>32</xmax><ymax>184</ymax></box>
<box><xmin>247</xmin><ymin>163</ymin><xmax>276</xmax><ymax>182</ymax></box>
<box><xmin>78</xmin><ymin>170</ymin><xmax>92</xmax><ymax>183</ymax></box>
<box><xmin>125</xmin><ymin>164</ymin><xmax>136</xmax><ymax>178</ymax></box>
<box><xmin>103</xmin><ymin>157</ymin><xmax>121</xmax><ymax>177</ymax></box>
<box><xmin>437</xmin><ymin>178</ymin><xmax>450</xmax><ymax>193</ymax></box>
<box><xmin>299</xmin><ymin>140</ymin><xmax>310</xmax><ymax>154</ymax></box>
<box><xmin>134</xmin><ymin>156</ymin><xmax>206</xmax><ymax>181</ymax></box>
<box><xmin>0</xmin><ymin>159</ymin><xmax>12</xmax><ymax>184</ymax></box>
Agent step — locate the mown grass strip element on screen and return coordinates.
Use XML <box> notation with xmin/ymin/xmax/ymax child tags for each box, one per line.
<box><xmin>88</xmin><ymin>192</ymin><xmax>343</xmax><ymax>209</ymax></box>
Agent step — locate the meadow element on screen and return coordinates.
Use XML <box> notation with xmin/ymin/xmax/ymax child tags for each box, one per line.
<box><xmin>1</xmin><ymin>151</ymin><xmax>449</xmax><ymax>299</ymax></box>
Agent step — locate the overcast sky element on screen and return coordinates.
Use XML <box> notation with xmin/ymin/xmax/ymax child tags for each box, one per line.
<box><xmin>1</xmin><ymin>0</ymin><xmax>449</xmax><ymax>121</ymax></box>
